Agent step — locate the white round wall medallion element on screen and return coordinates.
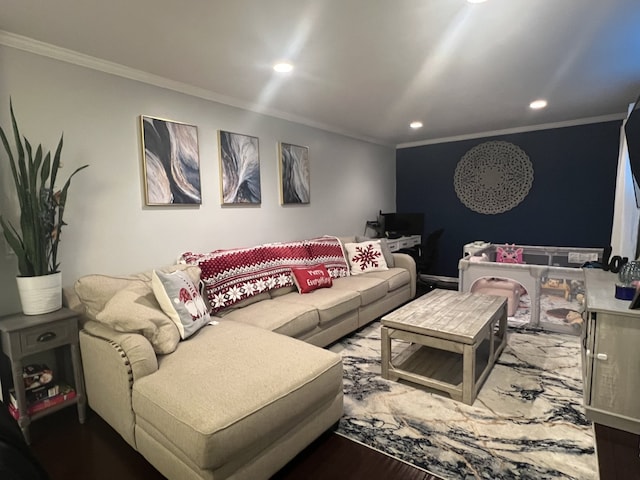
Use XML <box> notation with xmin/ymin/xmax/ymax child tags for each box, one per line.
<box><xmin>453</xmin><ymin>140</ymin><xmax>534</xmax><ymax>214</ymax></box>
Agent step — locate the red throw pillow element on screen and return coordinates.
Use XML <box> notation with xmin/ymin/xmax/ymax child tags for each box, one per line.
<box><xmin>291</xmin><ymin>264</ymin><xmax>333</xmax><ymax>294</ymax></box>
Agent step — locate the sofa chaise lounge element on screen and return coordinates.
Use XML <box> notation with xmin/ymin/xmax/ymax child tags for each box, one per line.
<box><xmin>66</xmin><ymin>235</ymin><xmax>416</xmax><ymax>480</ymax></box>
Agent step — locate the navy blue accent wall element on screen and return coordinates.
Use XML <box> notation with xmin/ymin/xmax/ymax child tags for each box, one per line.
<box><xmin>396</xmin><ymin>121</ymin><xmax>622</xmax><ymax>277</ymax></box>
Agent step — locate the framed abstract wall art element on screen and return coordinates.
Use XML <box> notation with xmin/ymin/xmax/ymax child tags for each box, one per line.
<box><xmin>279</xmin><ymin>142</ymin><xmax>310</xmax><ymax>204</ymax></box>
<box><xmin>218</xmin><ymin>130</ymin><xmax>261</xmax><ymax>205</ymax></box>
<box><xmin>140</xmin><ymin>115</ymin><xmax>201</xmax><ymax>205</ymax></box>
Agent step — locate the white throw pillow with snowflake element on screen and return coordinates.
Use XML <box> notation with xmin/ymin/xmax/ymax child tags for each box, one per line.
<box><xmin>344</xmin><ymin>240</ymin><xmax>388</xmax><ymax>275</ymax></box>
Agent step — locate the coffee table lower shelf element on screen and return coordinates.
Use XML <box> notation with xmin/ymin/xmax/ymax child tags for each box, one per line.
<box><xmin>381</xmin><ymin>327</ymin><xmax>505</xmax><ymax>405</ymax></box>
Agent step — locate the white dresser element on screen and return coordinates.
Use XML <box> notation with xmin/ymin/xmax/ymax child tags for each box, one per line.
<box><xmin>386</xmin><ymin>235</ymin><xmax>421</xmax><ymax>252</ymax></box>
<box><xmin>582</xmin><ymin>268</ymin><xmax>640</xmax><ymax>434</ymax></box>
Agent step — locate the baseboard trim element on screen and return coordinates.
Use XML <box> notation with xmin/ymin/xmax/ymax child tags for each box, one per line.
<box><xmin>419</xmin><ymin>274</ymin><xmax>459</xmax><ymax>285</ymax></box>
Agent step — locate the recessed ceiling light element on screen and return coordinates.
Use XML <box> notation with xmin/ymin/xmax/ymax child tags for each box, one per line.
<box><xmin>529</xmin><ymin>99</ymin><xmax>548</xmax><ymax>110</ymax></box>
<box><xmin>467</xmin><ymin>0</ymin><xmax>487</xmax><ymax>4</ymax></box>
<box><xmin>273</xmin><ymin>62</ymin><xmax>294</xmax><ymax>73</ymax></box>
<box><xmin>410</xmin><ymin>121</ymin><xmax>423</xmax><ymax>129</ymax></box>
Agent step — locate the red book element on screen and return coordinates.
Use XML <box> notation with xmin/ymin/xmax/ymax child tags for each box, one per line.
<box><xmin>9</xmin><ymin>383</ymin><xmax>60</xmax><ymax>409</ymax></box>
<box><xmin>7</xmin><ymin>388</ymin><xmax>76</xmax><ymax>420</ymax></box>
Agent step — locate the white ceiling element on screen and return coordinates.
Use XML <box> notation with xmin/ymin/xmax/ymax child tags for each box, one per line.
<box><xmin>2</xmin><ymin>0</ymin><xmax>640</xmax><ymax>146</ymax></box>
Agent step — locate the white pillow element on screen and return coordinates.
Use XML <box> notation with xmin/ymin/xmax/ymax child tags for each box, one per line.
<box><xmin>344</xmin><ymin>240</ymin><xmax>389</xmax><ymax>275</ymax></box>
<box><xmin>151</xmin><ymin>270</ymin><xmax>211</xmax><ymax>339</ymax></box>
<box><xmin>355</xmin><ymin>235</ymin><xmax>395</xmax><ymax>267</ymax></box>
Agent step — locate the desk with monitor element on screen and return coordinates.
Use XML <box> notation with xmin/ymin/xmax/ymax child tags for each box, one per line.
<box><xmin>386</xmin><ymin>235</ymin><xmax>421</xmax><ymax>252</ymax></box>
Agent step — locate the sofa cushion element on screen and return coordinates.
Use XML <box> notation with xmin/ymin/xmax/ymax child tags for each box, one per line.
<box><xmin>75</xmin><ymin>265</ymin><xmax>201</xmax><ymax>354</ymax></box>
<box><xmin>291</xmin><ymin>264</ymin><xmax>333</xmax><ymax>294</ymax></box>
<box><xmin>217</xmin><ymin>299</ymin><xmax>319</xmax><ymax>338</ymax></box>
<box><xmin>269</xmin><ymin>286</ymin><xmax>296</xmax><ymax>298</ymax></box>
<box><xmin>152</xmin><ymin>270</ymin><xmax>211</xmax><ymax>339</ymax></box>
<box><xmin>304</xmin><ymin>236</ymin><xmax>350</xmax><ymax>278</ymax></box>
<box><xmin>336</xmin><ymin>235</ymin><xmax>355</xmax><ymax>246</ymax></box>
<box><xmin>181</xmin><ymin>242</ymin><xmax>304</xmax><ymax>313</ymax></box>
<box><xmin>132</xmin><ymin>321</ymin><xmax>343</xmax><ymax>471</ymax></box>
<box><xmin>222</xmin><ymin>291</ymin><xmax>270</xmax><ymax>310</ymax></box>
<box><xmin>365</xmin><ymin>268</ymin><xmax>411</xmax><ymax>292</ymax></box>
<box><xmin>75</xmin><ymin>265</ymin><xmax>202</xmax><ymax>321</ymax></box>
<box><xmin>330</xmin><ymin>276</ymin><xmax>388</xmax><ymax>306</ymax></box>
<box><xmin>181</xmin><ymin>236</ymin><xmax>349</xmax><ymax>314</ymax></box>
<box><xmin>274</xmin><ymin>288</ymin><xmax>360</xmax><ymax>325</ymax></box>
<box><xmin>95</xmin><ymin>283</ymin><xmax>180</xmax><ymax>354</ymax></box>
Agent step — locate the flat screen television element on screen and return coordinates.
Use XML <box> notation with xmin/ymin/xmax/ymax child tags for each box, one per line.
<box><xmin>380</xmin><ymin>212</ymin><xmax>424</xmax><ymax>237</ymax></box>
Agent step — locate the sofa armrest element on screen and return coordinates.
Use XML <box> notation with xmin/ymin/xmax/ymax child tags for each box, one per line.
<box><xmin>79</xmin><ymin>321</ymin><xmax>158</xmax><ymax>449</ymax></box>
<box><xmin>392</xmin><ymin>253</ymin><xmax>417</xmax><ymax>298</ymax></box>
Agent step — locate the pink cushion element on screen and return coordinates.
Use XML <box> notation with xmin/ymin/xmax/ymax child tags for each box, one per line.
<box><xmin>472</xmin><ymin>286</ymin><xmax>520</xmax><ymax>316</ymax></box>
<box><xmin>473</xmin><ymin>278</ymin><xmax>519</xmax><ymax>293</ymax></box>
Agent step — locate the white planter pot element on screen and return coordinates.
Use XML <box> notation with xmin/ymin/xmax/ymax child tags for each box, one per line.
<box><xmin>16</xmin><ymin>272</ymin><xmax>62</xmax><ymax>315</ymax></box>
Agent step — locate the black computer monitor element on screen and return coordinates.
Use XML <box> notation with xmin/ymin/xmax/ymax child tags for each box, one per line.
<box><xmin>380</xmin><ymin>212</ymin><xmax>424</xmax><ymax>237</ymax></box>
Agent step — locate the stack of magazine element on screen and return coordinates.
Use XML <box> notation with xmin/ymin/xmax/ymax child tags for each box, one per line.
<box><xmin>7</xmin><ymin>363</ymin><xmax>76</xmax><ymax>419</ymax></box>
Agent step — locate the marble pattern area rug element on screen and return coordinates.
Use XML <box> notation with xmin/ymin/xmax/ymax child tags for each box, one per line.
<box><xmin>329</xmin><ymin>321</ymin><xmax>597</xmax><ymax>480</ymax></box>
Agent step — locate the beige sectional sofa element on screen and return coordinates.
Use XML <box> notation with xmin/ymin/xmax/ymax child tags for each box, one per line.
<box><xmin>67</xmin><ymin>235</ymin><xmax>416</xmax><ymax>480</ymax></box>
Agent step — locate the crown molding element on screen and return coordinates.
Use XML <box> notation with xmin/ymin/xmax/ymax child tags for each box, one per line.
<box><xmin>0</xmin><ymin>30</ymin><xmax>391</xmax><ymax>148</ymax></box>
<box><xmin>396</xmin><ymin>113</ymin><xmax>626</xmax><ymax>149</ymax></box>
<box><xmin>2</xmin><ymin>30</ymin><xmax>623</xmax><ymax>152</ymax></box>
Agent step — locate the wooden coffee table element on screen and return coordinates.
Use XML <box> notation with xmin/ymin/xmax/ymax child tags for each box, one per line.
<box><xmin>381</xmin><ymin>289</ymin><xmax>507</xmax><ymax>405</ymax></box>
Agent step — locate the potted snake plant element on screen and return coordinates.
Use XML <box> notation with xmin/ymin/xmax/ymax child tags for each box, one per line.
<box><xmin>0</xmin><ymin>100</ymin><xmax>88</xmax><ymax>315</ymax></box>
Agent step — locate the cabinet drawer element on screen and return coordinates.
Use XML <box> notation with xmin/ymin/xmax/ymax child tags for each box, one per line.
<box><xmin>19</xmin><ymin>318</ymin><xmax>76</xmax><ymax>355</ymax></box>
<box><xmin>387</xmin><ymin>240</ymin><xmax>400</xmax><ymax>252</ymax></box>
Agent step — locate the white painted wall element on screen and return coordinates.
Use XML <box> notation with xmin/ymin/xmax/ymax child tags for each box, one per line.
<box><xmin>610</xmin><ymin>105</ymin><xmax>640</xmax><ymax>261</ymax></box>
<box><xmin>0</xmin><ymin>45</ymin><xmax>396</xmax><ymax>316</ymax></box>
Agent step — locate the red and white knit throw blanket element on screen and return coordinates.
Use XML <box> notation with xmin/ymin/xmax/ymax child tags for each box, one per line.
<box><xmin>180</xmin><ymin>236</ymin><xmax>349</xmax><ymax>313</ymax></box>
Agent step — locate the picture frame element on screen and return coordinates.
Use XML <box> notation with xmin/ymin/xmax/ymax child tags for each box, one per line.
<box><xmin>279</xmin><ymin>142</ymin><xmax>310</xmax><ymax>204</ymax></box>
<box><xmin>140</xmin><ymin>115</ymin><xmax>201</xmax><ymax>205</ymax></box>
<box><xmin>218</xmin><ymin>130</ymin><xmax>261</xmax><ymax>205</ymax></box>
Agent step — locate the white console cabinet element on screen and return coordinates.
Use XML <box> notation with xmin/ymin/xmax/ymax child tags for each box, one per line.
<box><xmin>462</xmin><ymin>241</ymin><xmax>491</xmax><ymax>257</ymax></box>
<box><xmin>582</xmin><ymin>269</ymin><xmax>640</xmax><ymax>434</ymax></box>
<box><xmin>386</xmin><ymin>235</ymin><xmax>421</xmax><ymax>253</ymax></box>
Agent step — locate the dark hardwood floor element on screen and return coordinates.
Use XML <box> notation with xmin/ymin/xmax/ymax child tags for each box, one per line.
<box><xmin>593</xmin><ymin>423</ymin><xmax>640</xmax><ymax>480</ymax></box>
<box><xmin>272</xmin><ymin>430</ymin><xmax>437</xmax><ymax>480</ymax></box>
<box><xmin>25</xmin><ymin>406</ymin><xmax>439</xmax><ymax>480</ymax></box>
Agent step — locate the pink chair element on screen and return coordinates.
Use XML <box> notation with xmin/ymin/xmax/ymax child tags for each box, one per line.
<box><xmin>471</xmin><ymin>278</ymin><xmax>522</xmax><ymax>316</ymax></box>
